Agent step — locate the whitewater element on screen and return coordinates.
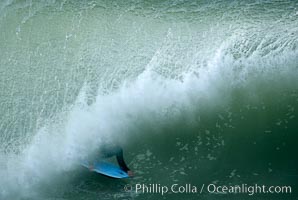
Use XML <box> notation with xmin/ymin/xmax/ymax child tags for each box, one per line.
<box><xmin>0</xmin><ymin>0</ymin><xmax>297</xmax><ymax>199</ymax></box>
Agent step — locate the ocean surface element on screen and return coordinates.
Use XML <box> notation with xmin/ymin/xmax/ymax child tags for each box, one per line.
<box><xmin>0</xmin><ymin>0</ymin><xmax>298</xmax><ymax>199</ymax></box>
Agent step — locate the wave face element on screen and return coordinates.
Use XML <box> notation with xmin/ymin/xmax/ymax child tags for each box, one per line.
<box><xmin>0</xmin><ymin>0</ymin><xmax>298</xmax><ymax>199</ymax></box>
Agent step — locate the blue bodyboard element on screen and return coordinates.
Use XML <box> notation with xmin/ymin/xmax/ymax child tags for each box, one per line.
<box><xmin>81</xmin><ymin>161</ymin><xmax>129</xmax><ymax>179</ymax></box>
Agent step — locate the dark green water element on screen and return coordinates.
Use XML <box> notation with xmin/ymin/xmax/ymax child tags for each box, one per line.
<box><xmin>0</xmin><ymin>0</ymin><xmax>298</xmax><ymax>199</ymax></box>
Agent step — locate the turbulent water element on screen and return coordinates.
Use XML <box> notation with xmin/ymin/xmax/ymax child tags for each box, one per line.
<box><xmin>0</xmin><ymin>0</ymin><xmax>298</xmax><ymax>199</ymax></box>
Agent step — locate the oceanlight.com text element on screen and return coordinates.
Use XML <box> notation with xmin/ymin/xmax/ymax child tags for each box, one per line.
<box><xmin>123</xmin><ymin>183</ymin><xmax>292</xmax><ymax>196</ymax></box>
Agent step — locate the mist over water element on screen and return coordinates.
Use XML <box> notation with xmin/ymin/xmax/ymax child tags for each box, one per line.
<box><xmin>0</xmin><ymin>0</ymin><xmax>298</xmax><ymax>199</ymax></box>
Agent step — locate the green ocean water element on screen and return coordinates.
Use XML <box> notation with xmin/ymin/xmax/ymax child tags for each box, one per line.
<box><xmin>0</xmin><ymin>0</ymin><xmax>298</xmax><ymax>199</ymax></box>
